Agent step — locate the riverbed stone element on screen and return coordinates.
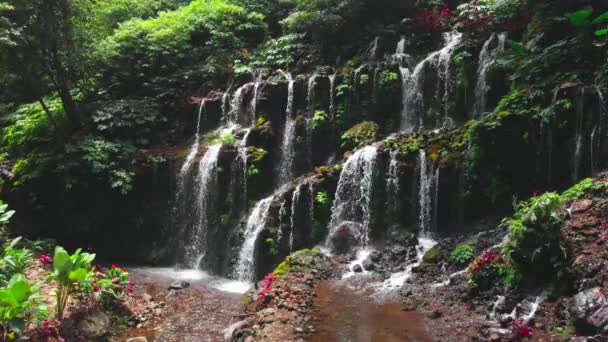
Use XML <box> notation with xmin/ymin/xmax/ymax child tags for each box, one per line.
<box><xmin>77</xmin><ymin>311</ymin><xmax>110</xmax><ymax>338</ymax></box>
<box><xmin>570</xmin><ymin>287</ymin><xmax>608</xmax><ymax>333</ymax></box>
<box><xmin>169</xmin><ymin>280</ymin><xmax>190</xmax><ymax>290</ymax></box>
<box><xmin>126</xmin><ymin>337</ymin><xmax>148</xmax><ymax>342</ymax></box>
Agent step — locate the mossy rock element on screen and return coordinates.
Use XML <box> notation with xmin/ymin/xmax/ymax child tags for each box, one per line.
<box><xmin>422</xmin><ymin>246</ymin><xmax>440</xmax><ymax>264</ymax></box>
<box><xmin>341</xmin><ymin>121</ymin><xmax>379</xmax><ymax>151</ymax></box>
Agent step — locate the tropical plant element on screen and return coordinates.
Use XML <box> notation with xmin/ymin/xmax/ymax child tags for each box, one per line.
<box><xmin>340</xmin><ymin>121</ymin><xmax>379</xmax><ymax>151</ymax></box>
<box><xmin>0</xmin><ymin>274</ymin><xmax>47</xmax><ymax>339</ymax></box>
<box><xmin>450</xmin><ymin>243</ymin><xmax>474</xmax><ymax>265</ymax></box>
<box><xmin>0</xmin><ymin>238</ymin><xmax>33</xmax><ymax>286</ymax></box>
<box><xmin>49</xmin><ymin>246</ymin><xmax>95</xmax><ymax>319</ymax></box>
<box><xmin>565</xmin><ymin>10</ymin><xmax>608</xmax><ymax>36</ymax></box>
<box><xmin>312</xmin><ymin>110</ymin><xmax>328</xmax><ymax>129</ymax></box>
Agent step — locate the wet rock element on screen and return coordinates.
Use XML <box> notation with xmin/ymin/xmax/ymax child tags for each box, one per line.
<box><xmin>77</xmin><ymin>311</ymin><xmax>110</xmax><ymax>338</ymax></box>
<box><xmin>362</xmin><ymin>258</ymin><xmax>375</xmax><ymax>271</ymax></box>
<box><xmin>329</xmin><ymin>222</ymin><xmax>360</xmax><ymax>254</ymax></box>
<box><xmin>422</xmin><ymin>246</ymin><xmax>440</xmax><ymax>264</ymax></box>
<box><xmin>571</xmin><ymin>199</ymin><xmax>593</xmax><ymax>214</ymax></box>
<box><xmin>126</xmin><ymin>337</ymin><xmax>148</xmax><ymax>342</ymax></box>
<box><xmin>353</xmin><ymin>264</ymin><xmax>363</xmax><ymax>273</ymax></box>
<box><xmin>169</xmin><ymin>280</ymin><xmax>190</xmax><ymax>290</ymax></box>
<box><xmin>224</xmin><ymin>320</ymin><xmax>249</xmax><ymax>341</ymax></box>
<box><xmin>570</xmin><ymin>287</ymin><xmax>608</xmax><ymax>333</ymax></box>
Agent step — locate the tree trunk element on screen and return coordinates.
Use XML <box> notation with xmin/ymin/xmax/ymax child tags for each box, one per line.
<box><xmin>38</xmin><ymin>97</ymin><xmax>58</xmax><ymax>131</ymax></box>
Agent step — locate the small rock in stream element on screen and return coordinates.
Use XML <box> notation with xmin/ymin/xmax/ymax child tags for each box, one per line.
<box><xmin>353</xmin><ymin>264</ymin><xmax>363</xmax><ymax>273</ymax></box>
<box><xmin>169</xmin><ymin>280</ymin><xmax>190</xmax><ymax>290</ymax></box>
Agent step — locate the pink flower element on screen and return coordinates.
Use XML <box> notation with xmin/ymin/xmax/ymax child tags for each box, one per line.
<box><xmin>532</xmin><ymin>188</ymin><xmax>543</xmax><ymax>197</ymax></box>
<box><xmin>39</xmin><ymin>254</ymin><xmax>51</xmax><ymax>264</ymax></box>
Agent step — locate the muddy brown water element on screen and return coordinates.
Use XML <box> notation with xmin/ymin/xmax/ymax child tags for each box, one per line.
<box><xmin>311</xmin><ymin>280</ymin><xmax>432</xmax><ymax>342</ymax></box>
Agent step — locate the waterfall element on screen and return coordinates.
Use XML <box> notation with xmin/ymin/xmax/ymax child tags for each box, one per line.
<box><xmin>234</xmin><ymin>130</ymin><xmax>250</xmax><ymax>215</ymax></box>
<box><xmin>250</xmin><ymin>81</ymin><xmax>261</xmax><ymax>126</ymax></box>
<box><xmin>178</xmin><ymin>100</ymin><xmax>205</xmax><ymax>179</ymax></box>
<box><xmin>184</xmin><ymin>144</ymin><xmax>222</xmax><ymax>268</ymax></box>
<box><xmin>277</xmin><ymin>73</ymin><xmax>296</xmax><ymax>186</ymax></box>
<box><xmin>399</xmin><ymin>67</ymin><xmax>411</xmax><ymax>129</ymax></box>
<box><xmin>235</xmin><ymin>196</ymin><xmax>274</xmax><ymax>282</ymax></box>
<box><xmin>289</xmin><ymin>181</ymin><xmax>315</xmax><ymax>252</ymax></box>
<box><xmin>328</xmin><ymin>146</ymin><xmax>378</xmax><ymax>246</ymax></box>
<box><xmin>393</xmin><ymin>36</ymin><xmax>414</xmax><ymax>67</ymax></box>
<box><xmin>366</xmin><ymin>37</ymin><xmax>380</xmax><ymax>61</ymax></box>
<box><xmin>473</xmin><ymin>33</ymin><xmax>506</xmax><ymax>117</ymax></box>
<box><xmin>329</xmin><ymin>73</ymin><xmax>337</xmax><ymax>119</ymax></box>
<box><xmin>592</xmin><ymin>86</ymin><xmax>607</xmax><ymax>174</ymax></box>
<box><xmin>228</xmin><ymin>84</ymin><xmax>247</xmax><ymax>126</ymax></box>
<box><xmin>307</xmin><ymin>74</ymin><xmax>317</xmax><ymax>112</ymax></box>
<box><xmin>418</xmin><ymin>150</ymin><xmax>439</xmax><ymax>235</ymax></box>
<box><xmin>573</xmin><ymin>92</ymin><xmax>584</xmax><ymax>181</ymax></box>
<box><xmin>386</xmin><ymin>149</ymin><xmax>401</xmax><ymax>215</ymax></box>
<box><xmin>401</xmin><ymin>32</ymin><xmax>463</xmax><ymax>132</ymax></box>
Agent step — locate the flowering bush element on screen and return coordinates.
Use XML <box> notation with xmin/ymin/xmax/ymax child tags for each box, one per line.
<box><xmin>511</xmin><ymin>318</ymin><xmax>533</xmax><ymax>339</ymax></box>
<box><xmin>455</xmin><ymin>0</ymin><xmax>524</xmax><ymax>31</ymax></box>
<box><xmin>467</xmin><ymin>249</ymin><xmax>512</xmax><ymax>289</ymax></box>
<box><xmin>39</xmin><ymin>254</ymin><xmax>51</xmax><ymax>264</ymax></box>
<box><xmin>418</xmin><ymin>7</ymin><xmax>454</xmax><ymax>30</ymax></box>
<box><xmin>77</xmin><ymin>264</ymin><xmax>133</xmax><ymax>308</ymax></box>
<box><xmin>39</xmin><ymin>319</ymin><xmax>63</xmax><ymax>341</ymax></box>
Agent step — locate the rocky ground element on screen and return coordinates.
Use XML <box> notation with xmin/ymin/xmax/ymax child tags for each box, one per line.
<box><xmin>226</xmin><ymin>249</ymin><xmax>333</xmax><ymax>342</ymax></box>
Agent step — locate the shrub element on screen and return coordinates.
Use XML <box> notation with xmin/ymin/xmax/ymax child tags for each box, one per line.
<box><xmin>340</xmin><ymin>121</ymin><xmax>379</xmax><ymax>151</ymax></box>
<box><xmin>560</xmin><ymin>178</ymin><xmax>608</xmax><ymax>202</ymax></box>
<box><xmin>248</xmin><ymin>34</ymin><xmax>304</xmax><ymax>70</ymax></box>
<box><xmin>49</xmin><ymin>247</ymin><xmax>95</xmax><ymax>319</ymax></box>
<box><xmin>467</xmin><ymin>249</ymin><xmax>513</xmax><ymax>289</ymax></box>
<box><xmin>455</xmin><ymin>0</ymin><xmax>523</xmax><ymax>30</ymax></box>
<box><xmin>2</xmin><ymin>96</ymin><xmax>64</xmax><ymax>151</ymax></box>
<box><xmin>0</xmin><ymin>274</ymin><xmax>47</xmax><ymax>338</ymax></box>
<box><xmin>451</xmin><ymin>243</ymin><xmax>474</xmax><ymax>265</ymax></box>
<box><xmin>312</xmin><ymin>110</ymin><xmax>328</xmax><ymax>129</ymax></box>
<box><xmin>501</xmin><ymin>192</ymin><xmax>567</xmax><ymax>283</ymax></box>
<box><xmin>377</xmin><ymin>70</ymin><xmax>400</xmax><ymax>95</ymax></box>
<box><xmin>214</xmin><ymin>132</ymin><xmax>236</xmax><ymax>145</ymax></box>
<box><xmin>0</xmin><ymin>237</ymin><xmax>33</xmax><ymax>286</ymax></box>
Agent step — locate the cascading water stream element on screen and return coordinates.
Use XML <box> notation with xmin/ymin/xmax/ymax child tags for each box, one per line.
<box><xmin>277</xmin><ymin>72</ymin><xmax>296</xmax><ymax>186</ymax></box>
<box><xmin>289</xmin><ymin>181</ymin><xmax>314</xmax><ymax>252</ymax></box>
<box><xmin>418</xmin><ymin>150</ymin><xmax>437</xmax><ymax>235</ymax></box>
<box><xmin>400</xmin><ymin>32</ymin><xmax>463</xmax><ymax>132</ymax></box>
<box><xmin>184</xmin><ymin>144</ymin><xmax>222</xmax><ymax>268</ymax></box>
<box><xmin>328</xmin><ymin>145</ymin><xmax>379</xmax><ymax>247</ymax></box>
<box><xmin>386</xmin><ymin>149</ymin><xmax>401</xmax><ymax>215</ymax></box>
<box><xmin>235</xmin><ymin>196</ymin><xmax>274</xmax><ymax>282</ymax></box>
<box><xmin>329</xmin><ymin>73</ymin><xmax>337</xmax><ymax>119</ymax></box>
<box><xmin>573</xmin><ymin>91</ymin><xmax>585</xmax><ymax>181</ymax></box>
<box><xmin>473</xmin><ymin>33</ymin><xmax>506</xmax><ymax>117</ymax></box>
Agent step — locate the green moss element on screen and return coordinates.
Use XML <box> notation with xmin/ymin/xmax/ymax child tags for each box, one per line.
<box><xmin>422</xmin><ymin>246</ymin><xmax>440</xmax><ymax>264</ymax></box>
<box><xmin>340</xmin><ymin>121</ymin><xmax>378</xmax><ymax>151</ymax></box>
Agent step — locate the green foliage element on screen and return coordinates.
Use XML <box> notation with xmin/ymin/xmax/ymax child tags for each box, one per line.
<box><xmin>91</xmin><ymin>100</ymin><xmax>166</xmax><ymax>146</ymax></box>
<box><xmin>340</xmin><ymin>121</ymin><xmax>379</xmax><ymax>151</ymax></box>
<box><xmin>0</xmin><ymin>274</ymin><xmax>46</xmax><ymax>338</ymax></box>
<box><xmin>560</xmin><ymin>178</ymin><xmax>608</xmax><ymax>202</ymax></box>
<box><xmin>312</xmin><ymin>110</ymin><xmax>328</xmax><ymax>129</ymax></box>
<box><xmin>565</xmin><ymin>10</ymin><xmax>608</xmax><ymax>36</ymax></box>
<box><xmin>247</xmin><ymin>165</ymin><xmax>260</xmax><ymax>177</ymax></box>
<box><xmin>0</xmin><ymin>238</ymin><xmax>33</xmax><ymax>286</ymax></box>
<box><xmin>450</xmin><ymin>243</ymin><xmax>474</xmax><ymax>265</ymax></box>
<box><xmin>265</xmin><ymin>238</ymin><xmax>278</xmax><ymax>256</ymax></box>
<box><xmin>0</xmin><ymin>200</ymin><xmax>15</xmax><ymax>229</ymax></box>
<box><xmin>214</xmin><ymin>132</ymin><xmax>236</xmax><ymax>145</ymax></box>
<box><xmin>248</xmin><ymin>34</ymin><xmax>303</xmax><ymax>69</ymax></box>
<box><xmin>1</xmin><ymin>96</ymin><xmax>64</xmax><ymax>151</ymax></box>
<box><xmin>501</xmin><ymin>192</ymin><xmax>568</xmax><ymax>283</ymax></box>
<box><xmin>97</xmin><ymin>0</ymin><xmax>267</xmax><ymax>78</ymax></box>
<box><xmin>377</xmin><ymin>70</ymin><xmax>400</xmax><ymax>94</ymax></box>
<box><xmin>315</xmin><ymin>191</ymin><xmax>330</xmax><ymax>209</ymax></box>
<box><xmin>50</xmin><ymin>246</ymin><xmax>95</xmax><ymax>319</ymax></box>
<box><xmin>68</xmin><ymin>137</ymin><xmax>138</xmax><ymax>194</ymax></box>
<box><xmin>248</xmin><ymin>146</ymin><xmax>268</xmax><ymax>164</ymax></box>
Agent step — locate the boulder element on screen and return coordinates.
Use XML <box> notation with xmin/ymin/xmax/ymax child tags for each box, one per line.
<box><xmin>223</xmin><ymin>320</ymin><xmax>248</xmax><ymax>342</ymax></box>
<box><xmin>77</xmin><ymin>311</ymin><xmax>110</xmax><ymax>338</ymax></box>
<box><xmin>329</xmin><ymin>222</ymin><xmax>361</xmax><ymax>254</ymax></box>
<box><xmin>169</xmin><ymin>280</ymin><xmax>190</xmax><ymax>290</ymax></box>
<box><xmin>570</xmin><ymin>287</ymin><xmax>608</xmax><ymax>333</ymax></box>
<box><xmin>353</xmin><ymin>264</ymin><xmax>363</xmax><ymax>273</ymax></box>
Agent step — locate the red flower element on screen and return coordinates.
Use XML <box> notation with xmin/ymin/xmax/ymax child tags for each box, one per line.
<box><xmin>532</xmin><ymin>188</ymin><xmax>543</xmax><ymax>197</ymax></box>
<box><xmin>39</xmin><ymin>254</ymin><xmax>51</xmax><ymax>264</ymax></box>
<box><xmin>512</xmin><ymin>318</ymin><xmax>533</xmax><ymax>338</ymax></box>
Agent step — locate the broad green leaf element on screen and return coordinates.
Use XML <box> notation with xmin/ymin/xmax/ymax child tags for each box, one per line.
<box><xmin>7</xmin><ymin>274</ymin><xmax>31</xmax><ymax>302</ymax></box>
<box><xmin>591</xmin><ymin>12</ymin><xmax>608</xmax><ymax>24</ymax></box>
<box><xmin>53</xmin><ymin>246</ymin><xmax>71</xmax><ymax>272</ymax></box>
<box><xmin>595</xmin><ymin>28</ymin><xmax>608</xmax><ymax>36</ymax></box>
<box><xmin>565</xmin><ymin>10</ymin><xmax>592</xmax><ymax>27</ymax></box>
<box><xmin>68</xmin><ymin>268</ymin><xmax>89</xmax><ymax>282</ymax></box>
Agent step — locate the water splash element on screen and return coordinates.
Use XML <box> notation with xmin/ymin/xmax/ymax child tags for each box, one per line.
<box><xmin>329</xmin><ymin>73</ymin><xmax>337</xmax><ymax>119</ymax></box>
<box><xmin>328</xmin><ymin>146</ymin><xmax>379</xmax><ymax>246</ymax></box>
<box><xmin>401</xmin><ymin>32</ymin><xmax>463</xmax><ymax>132</ymax></box>
<box><xmin>235</xmin><ymin>196</ymin><xmax>274</xmax><ymax>282</ymax></box>
<box><xmin>473</xmin><ymin>33</ymin><xmax>506</xmax><ymax>117</ymax></box>
<box><xmin>377</xmin><ymin>237</ymin><xmax>437</xmax><ymax>291</ymax></box>
<box><xmin>308</xmin><ymin>74</ymin><xmax>317</xmax><ymax>112</ymax></box>
<box><xmin>418</xmin><ymin>150</ymin><xmax>439</xmax><ymax>235</ymax></box>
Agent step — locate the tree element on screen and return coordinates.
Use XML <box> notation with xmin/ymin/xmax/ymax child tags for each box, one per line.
<box><xmin>0</xmin><ymin>0</ymin><xmax>80</xmax><ymax>127</ymax></box>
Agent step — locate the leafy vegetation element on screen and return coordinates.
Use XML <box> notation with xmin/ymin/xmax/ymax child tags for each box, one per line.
<box><xmin>340</xmin><ymin>121</ymin><xmax>378</xmax><ymax>152</ymax></box>
<box><xmin>450</xmin><ymin>243</ymin><xmax>475</xmax><ymax>265</ymax></box>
